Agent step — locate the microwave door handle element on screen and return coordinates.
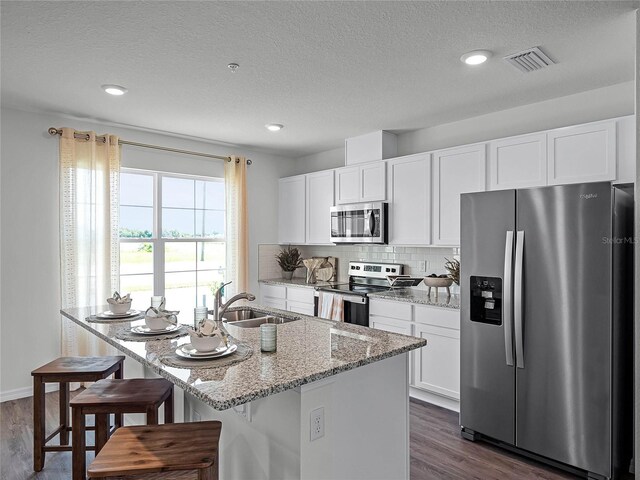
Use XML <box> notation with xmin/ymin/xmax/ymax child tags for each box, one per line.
<box><xmin>368</xmin><ymin>210</ymin><xmax>376</xmax><ymax>236</ymax></box>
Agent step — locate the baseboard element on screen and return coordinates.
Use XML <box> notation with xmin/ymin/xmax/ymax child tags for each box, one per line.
<box><xmin>410</xmin><ymin>387</ymin><xmax>460</xmax><ymax>412</ymax></box>
<box><xmin>1</xmin><ymin>383</ymin><xmax>60</xmax><ymax>403</ymax></box>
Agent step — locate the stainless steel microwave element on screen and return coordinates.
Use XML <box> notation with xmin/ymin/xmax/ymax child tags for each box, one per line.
<box><xmin>330</xmin><ymin>202</ymin><xmax>388</xmax><ymax>244</ymax></box>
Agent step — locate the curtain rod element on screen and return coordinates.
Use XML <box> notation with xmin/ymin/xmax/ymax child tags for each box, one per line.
<box><xmin>47</xmin><ymin>127</ymin><xmax>252</xmax><ymax>165</ymax></box>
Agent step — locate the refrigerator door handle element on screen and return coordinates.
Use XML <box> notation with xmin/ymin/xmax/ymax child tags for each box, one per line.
<box><xmin>503</xmin><ymin>231</ymin><xmax>515</xmax><ymax>367</ymax></box>
<box><xmin>514</xmin><ymin>230</ymin><xmax>525</xmax><ymax>368</ymax></box>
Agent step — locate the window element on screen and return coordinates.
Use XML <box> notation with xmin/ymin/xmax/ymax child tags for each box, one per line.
<box><xmin>119</xmin><ymin>169</ymin><xmax>225</xmax><ymax>313</ymax></box>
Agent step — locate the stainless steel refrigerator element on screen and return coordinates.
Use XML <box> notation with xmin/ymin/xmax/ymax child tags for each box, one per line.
<box><xmin>460</xmin><ymin>182</ymin><xmax>634</xmax><ymax>480</ymax></box>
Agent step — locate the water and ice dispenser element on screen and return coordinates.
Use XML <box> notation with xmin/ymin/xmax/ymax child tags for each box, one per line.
<box><xmin>469</xmin><ymin>276</ymin><xmax>502</xmax><ymax>325</ymax></box>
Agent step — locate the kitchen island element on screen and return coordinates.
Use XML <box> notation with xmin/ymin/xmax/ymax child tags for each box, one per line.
<box><xmin>61</xmin><ymin>305</ymin><xmax>425</xmax><ymax>480</ymax></box>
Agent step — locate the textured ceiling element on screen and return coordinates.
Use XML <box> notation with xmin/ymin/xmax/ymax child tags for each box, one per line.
<box><xmin>1</xmin><ymin>1</ymin><xmax>637</xmax><ymax>157</ymax></box>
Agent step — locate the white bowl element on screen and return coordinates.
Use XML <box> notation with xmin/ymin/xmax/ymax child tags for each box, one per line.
<box><xmin>145</xmin><ymin>315</ymin><xmax>171</xmax><ymax>331</ymax></box>
<box><xmin>190</xmin><ymin>334</ymin><xmax>222</xmax><ymax>352</ymax></box>
<box><xmin>109</xmin><ymin>301</ymin><xmax>132</xmax><ymax>314</ymax></box>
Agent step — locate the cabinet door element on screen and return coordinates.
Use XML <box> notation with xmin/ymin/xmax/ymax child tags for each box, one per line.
<box><xmin>433</xmin><ymin>144</ymin><xmax>486</xmax><ymax>245</ymax></box>
<box><xmin>335</xmin><ymin>166</ymin><xmax>360</xmax><ymax>205</ymax></box>
<box><xmin>547</xmin><ymin>120</ymin><xmax>616</xmax><ymax>185</ymax></box>
<box><xmin>278</xmin><ymin>176</ymin><xmax>306</xmax><ymax>244</ymax></box>
<box><xmin>615</xmin><ymin>116</ymin><xmax>635</xmax><ymax>184</ymax></box>
<box><xmin>413</xmin><ymin>322</ymin><xmax>460</xmax><ymax>399</ymax></box>
<box><xmin>287</xmin><ymin>301</ymin><xmax>315</xmax><ymax>316</ymax></box>
<box><xmin>388</xmin><ymin>154</ymin><xmax>431</xmax><ymax>245</ymax></box>
<box><xmin>360</xmin><ymin>162</ymin><xmax>386</xmax><ymax>202</ymax></box>
<box><xmin>489</xmin><ymin>133</ymin><xmax>547</xmax><ymax>190</ymax></box>
<box><xmin>306</xmin><ymin>170</ymin><xmax>334</xmax><ymax>244</ymax></box>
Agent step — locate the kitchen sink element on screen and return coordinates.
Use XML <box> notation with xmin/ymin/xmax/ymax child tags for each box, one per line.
<box><xmin>223</xmin><ymin>313</ymin><xmax>300</xmax><ymax>328</ymax></box>
<box><xmin>221</xmin><ymin>309</ymin><xmax>270</xmax><ymax>322</ymax></box>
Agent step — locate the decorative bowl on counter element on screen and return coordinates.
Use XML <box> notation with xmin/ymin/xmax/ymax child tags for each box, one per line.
<box><xmin>423</xmin><ymin>276</ymin><xmax>454</xmax><ymax>288</ymax></box>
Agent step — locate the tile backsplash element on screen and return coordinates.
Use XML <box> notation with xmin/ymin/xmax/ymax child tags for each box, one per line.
<box><xmin>259</xmin><ymin>244</ymin><xmax>460</xmax><ymax>292</ymax></box>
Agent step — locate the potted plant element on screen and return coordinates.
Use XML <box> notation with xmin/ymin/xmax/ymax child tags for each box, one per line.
<box><xmin>275</xmin><ymin>245</ymin><xmax>303</xmax><ymax>280</ymax></box>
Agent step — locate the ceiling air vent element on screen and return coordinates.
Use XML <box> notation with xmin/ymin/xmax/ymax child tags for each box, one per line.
<box><xmin>504</xmin><ymin>46</ymin><xmax>555</xmax><ymax>73</ymax></box>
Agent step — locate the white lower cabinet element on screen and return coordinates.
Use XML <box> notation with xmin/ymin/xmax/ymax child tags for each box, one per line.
<box><xmin>369</xmin><ymin>298</ymin><xmax>461</xmax><ymax>409</ymax></box>
<box><xmin>412</xmin><ymin>321</ymin><xmax>460</xmax><ymax>400</ymax></box>
<box><xmin>259</xmin><ymin>283</ymin><xmax>314</xmax><ymax>315</ymax></box>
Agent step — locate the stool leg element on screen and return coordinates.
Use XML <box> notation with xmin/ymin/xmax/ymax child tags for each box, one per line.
<box><xmin>59</xmin><ymin>381</ymin><xmax>70</xmax><ymax>445</ymax></box>
<box><xmin>146</xmin><ymin>406</ymin><xmax>158</xmax><ymax>425</ymax></box>
<box><xmin>199</xmin><ymin>463</ymin><xmax>218</xmax><ymax>480</ymax></box>
<box><xmin>33</xmin><ymin>376</ymin><xmax>45</xmax><ymax>471</ymax></box>
<box><xmin>113</xmin><ymin>362</ymin><xmax>123</xmax><ymax>429</ymax></box>
<box><xmin>95</xmin><ymin>414</ymin><xmax>109</xmax><ymax>454</ymax></box>
<box><xmin>72</xmin><ymin>407</ymin><xmax>86</xmax><ymax>480</ymax></box>
<box><xmin>164</xmin><ymin>390</ymin><xmax>174</xmax><ymax>424</ymax></box>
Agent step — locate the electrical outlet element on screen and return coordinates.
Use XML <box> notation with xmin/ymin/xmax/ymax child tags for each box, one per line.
<box><xmin>418</xmin><ymin>260</ymin><xmax>426</xmax><ymax>272</ymax></box>
<box><xmin>192</xmin><ymin>409</ymin><xmax>201</xmax><ymax>422</ymax></box>
<box><xmin>310</xmin><ymin>407</ymin><xmax>324</xmax><ymax>441</ymax></box>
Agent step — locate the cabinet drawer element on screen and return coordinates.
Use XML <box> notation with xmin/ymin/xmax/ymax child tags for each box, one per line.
<box><xmin>261</xmin><ymin>297</ymin><xmax>286</xmax><ymax>310</ymax></box>
<box><xmin>261</xmin><ymin>284</ymin><xmax>286</xmax><ymax>299</ymax></box>
<box><xmin>414</xmin><ymin>305</ymin><xmax>460</xmax><ymax>330</ymax></box>
<box><xmin>369</xmin><ymin>299</ymin><xmax>412</xmax><ymax>321</ymax></box>
<box><xmin>286</xmin><ymin>286</ymin><xmax>314</xmax><ymax>304</ymax></box>
<box><xmin>370</xmin><ymin>315</ymin><xmax>412</xmax><ymax>336</ymax></box>
<box><xmin>287</xmin><ymin>301</ymin><xmax>315</xmax><ymax>316</ymax></box>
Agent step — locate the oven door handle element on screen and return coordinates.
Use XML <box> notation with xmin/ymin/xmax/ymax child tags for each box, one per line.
<box><xmin>314</xmin><ymin>291</ymin><xmax>367</xmax><ymax>304</ymax></box>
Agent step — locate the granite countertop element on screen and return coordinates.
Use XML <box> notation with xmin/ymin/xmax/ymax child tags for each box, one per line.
<box><xmin>368</xmin><ymin>289</ymin><xmax>461</xmax><ymax>309</ymax></box>
<box><xmin>261</xmin><ymin>278</ymin><xmax>460</xmax><ymax>309</ymax></box>
<box><xmin>259</xmin><ymin>278</ymin><xmax>339</xmax><ymax>289</ymax></box>
<box><xmin>61</xmin><ymin>305</ymin><xmax>425</xmax><ymax>411</ymax></box>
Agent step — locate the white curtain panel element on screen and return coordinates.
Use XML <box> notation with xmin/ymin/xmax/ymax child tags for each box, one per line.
<box><xmin>59</xmin><ymin>128</ymin><xmax>120</xmax><ymax>359</ymax></box>
<box><xmin>224</xmin><ymin>156</ymin><xmax>249</xmax><ymax>298</ymax></box>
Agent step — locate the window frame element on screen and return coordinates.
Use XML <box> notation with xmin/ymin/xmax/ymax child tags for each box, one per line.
<box><xmin>119</xmin><ymin>167</ymin><xmax>225</xmax><ymax>299</ymax></box>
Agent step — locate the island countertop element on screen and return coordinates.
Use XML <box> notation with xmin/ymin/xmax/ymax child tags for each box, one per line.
<box><xmin>61</xmin><ymin>306</ymin><xmax>425</xmax><ymax>411</ymax></box>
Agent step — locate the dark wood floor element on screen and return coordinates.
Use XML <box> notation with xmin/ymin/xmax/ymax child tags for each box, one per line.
<box><xmin>0</xmin><ymin>392</ymin><xmax>595</xmax><ymax>479</ymax></box>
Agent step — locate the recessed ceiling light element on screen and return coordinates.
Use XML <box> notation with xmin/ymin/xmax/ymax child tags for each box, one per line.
<box><xmin>101</xmin><ymin>84</ymin><xmax>128</xmax><ymax>96</ymax></box>
<box><xmin>265</xmin><ymin>124</ymin><xmax>284</xmax><ymax>132</ymax></box>
<box><xmin>460</xmin><ymin>50</ymin><xmax>492</xmax><ymax>66</ymax></box>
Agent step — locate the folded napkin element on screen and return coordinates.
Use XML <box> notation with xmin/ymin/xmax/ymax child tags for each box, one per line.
<box><xmin>144</xmin><ymin>305</ymin><xmax>178</xmax><ymax>325</ymax></box>
<box><xmin>107</xmin><ymin>291</ymin><xmax>131</xmax><ymax>305</ymax></box>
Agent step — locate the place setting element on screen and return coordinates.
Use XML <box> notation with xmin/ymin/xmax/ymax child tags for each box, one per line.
<box><xmin>159</xmin><ymin>316</ymin><xmax>252</xmax><ymax>369</ymax></box>
<box><xmin>115</xmin><ymin>296</ymin><xmax>188</xmax><ymax>341</ymax></box>
<box><xmin>87</xmin><ymin>292</ymin><xmax>144</xmax><ymax>323</ymax></box>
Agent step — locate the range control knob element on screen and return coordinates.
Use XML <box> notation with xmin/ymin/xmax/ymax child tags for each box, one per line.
<box><xmin>391</xmin><ymin>268</ymin><xmax>396</xmax><ymax>273</ymax></box>
<box><xmin>386</xmin><ymin>268</ymin><xmax>391</xmax><ymax>272</ymax></box>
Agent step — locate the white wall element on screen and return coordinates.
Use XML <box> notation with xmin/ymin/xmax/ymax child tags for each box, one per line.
<box><xmin>294</xmin><ymin>81</ymin><xmax>635</xmax><ymax>167</ymax></box>
<box><xmin>397</xmin><ymin>81</ymin><xmax>635</xmax><ymax>156</ymax></box>
<box><xmin>0</xmin><ymin>106</ymin><xmax>295</xmax><ymax>398</ymax></box>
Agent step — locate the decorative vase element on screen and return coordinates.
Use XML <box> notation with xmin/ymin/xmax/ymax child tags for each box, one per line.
<box><xmin>282</xmin><ymin>270</ymin><xmax>294</xmax><ymax>280</ymax></box>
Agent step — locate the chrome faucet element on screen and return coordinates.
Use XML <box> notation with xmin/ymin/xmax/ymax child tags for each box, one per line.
<box><xmin>211</xmin><ymin>281</ymin><xmax>256</xmax><ymax>321</ymax></box>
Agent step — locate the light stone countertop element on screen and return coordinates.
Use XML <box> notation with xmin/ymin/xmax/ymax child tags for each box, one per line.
<box><xmin>368</xmin><ymin>289</ymin><xmax>461</xmax><ymax>309</ymax></box>
<box><xmin>260</xmin><ymin>278</ymin><xmax>461</xmax><ymax>309</ymax></box>
<box><xmin>61</xmin><ymin>305</ymin><xmax>425</xmax><ymax>411</ymax></box>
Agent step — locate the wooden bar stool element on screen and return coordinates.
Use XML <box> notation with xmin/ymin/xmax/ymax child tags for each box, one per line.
<box><xmin>31</xmin><ymin>356</ymin><xmax>125</xmax><ymax>472</ymax></box>
<box><xmin>88</xmin><ymin>421</ymin><xmax>222</xmax><ymax>480</ymax></box>
<box><xmin>70</xmin><ymin>378</ymin><xmax>174</xmax><ymax>480</ymax></box>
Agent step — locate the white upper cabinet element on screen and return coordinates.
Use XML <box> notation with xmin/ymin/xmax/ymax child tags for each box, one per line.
<box><xmin>360</xmin><ymin>162</ymin><xmax>386</xmax><ymax>202</ymax></box>
<box><xmin>335</xmin><ymin>162</ymin><xmax>386</xmax><ymax>205</ymax></box>
<box><xmin>345</xmin><ymin>130</ymin><xmax>397</xmax><ymax>166</ymax></box>
<box><xmin>278</xmin><ymin>175</ymin><xmax>305</xmax><ymax>244</ymax></box>
<box><xmin>306</xmin><ymin>170</ymin><xmax>335</xmax><ymax>244</ymax></box>
<box><xmin>489</xmin><ymin>133</ymin><xmax>547</xmax><ymax>190</ymax></box>
<box><xmin>547</xmin><ymin>120</ymin><xmax>616</xmax><ymax>185</ymax></box>
<box><xmin>387</xmin><ymin>153</ymin><xmax>431</xmax><ymax>245</ymax></box>
<box><xmin>432</xmin><ymin>144</ymin><xmax>486</xmax><ymax>245</ymax></box>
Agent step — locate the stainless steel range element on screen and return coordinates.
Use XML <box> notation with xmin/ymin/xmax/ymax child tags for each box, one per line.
<box><xmin>313</xmin><ymin>261</ymin><xmax>403</xmax><ymax>326</ymax></box>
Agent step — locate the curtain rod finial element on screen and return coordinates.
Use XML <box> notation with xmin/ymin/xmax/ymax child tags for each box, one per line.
<box><xmin>48</xmin><ymin>127</ymin><xmax>61</xmax><ymax>136</ymax></box>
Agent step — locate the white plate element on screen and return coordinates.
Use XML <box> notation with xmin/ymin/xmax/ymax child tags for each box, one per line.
<box><xmin>130</xmin><ymin>324</ymin><xmax>179</xmax><ymax>335</ymax></box>
<box><xmin>176</xmin><ymin>343</ymin><xmax>237</xmax><ymax>360</ymax></box>
<box><xmin>95</xmin><ymin>309</ymin><xmax>141</xmax><ymax>319</ymax></box>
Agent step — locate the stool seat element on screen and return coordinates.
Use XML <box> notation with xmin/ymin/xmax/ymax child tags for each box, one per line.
<box><xmin>88</xmin><ymin>421</ymin><xmax>221</xmax><ymax>480</ymax></box>
<box><xmin>31</xmin><ymin>356</ymin><xmax>125</xmax><ymax>472</ymax></box>
<box><xmin>71</xmin><ymin>378</ymin><xmax>174</xmax><ymax>480</ymax></box>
